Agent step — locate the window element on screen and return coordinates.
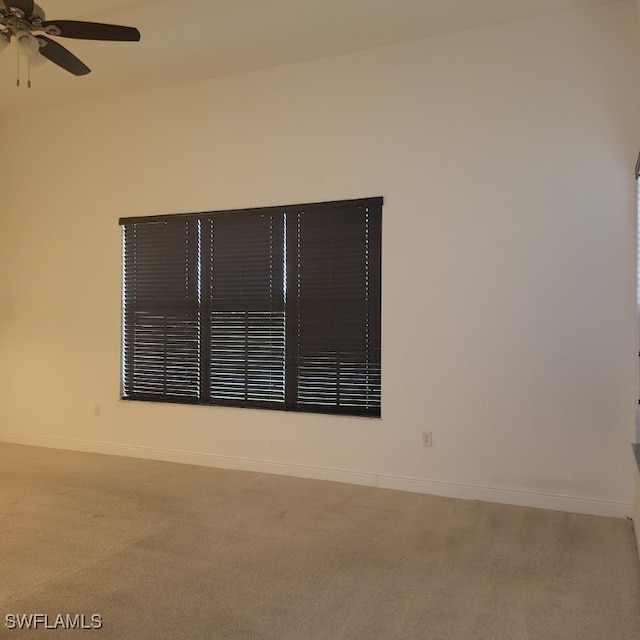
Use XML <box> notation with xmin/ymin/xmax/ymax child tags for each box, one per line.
<box><xmin>120</xmin><ymin>197</ymin><xmax>382</xmax><ymax>417</ymax></box>
<box><xmin>636</xmin><ymin>155</ymin><xmax>640</xmax><ymax>441</ymax></box>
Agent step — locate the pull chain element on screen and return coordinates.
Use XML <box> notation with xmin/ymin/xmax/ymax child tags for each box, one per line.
<box><xmin>15</xmin><ymin>51</ymin><xmax>34</xmax><ymax>89</ymax></box>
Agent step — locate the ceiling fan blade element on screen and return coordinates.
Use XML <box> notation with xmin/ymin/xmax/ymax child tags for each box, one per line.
<box><xmin>37</xmin><ymin>35</ymin><xmax>90</xmax><ymax>76</ymax></box>
<box><xmin>41</xmin><ymin>21</ymin><xmax>140</xmax><ymax>42</ymax></box>
<box><xmin>6</xmin><ymin>0</ymin><xmax>34</xmax><ymax>17</ymax></box>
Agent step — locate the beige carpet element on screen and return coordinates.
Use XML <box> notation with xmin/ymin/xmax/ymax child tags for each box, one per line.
<box><xmin>0</xmin><ymin>442</ymin><xmax>638</xmax><ymax>640</ymax></box>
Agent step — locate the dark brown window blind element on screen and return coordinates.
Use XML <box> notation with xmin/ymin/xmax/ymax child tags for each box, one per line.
<box><xmin>121</xmin><ymin>219</ymin><xmax>200</xmax><ymax>402</ymax></box>
<box><xmin>120</xmin><ymin>197</ymin><xmax>382</xmax><ymax>417</ymax></box>
<box><xmin>201</xmin><ymin>211</ymin><xmax>286</xmax><ymax>408</ymax></box>
<box><xmin>286</xmin><ymin>202</ymin><xmax>382</xmax><ymax>415</ymax></box>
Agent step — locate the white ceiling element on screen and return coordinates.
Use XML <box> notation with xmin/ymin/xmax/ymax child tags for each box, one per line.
<box><xmin>0</xmin><ymin>0</ymin><xmax>625</xmax><ymax>113</ymax></box>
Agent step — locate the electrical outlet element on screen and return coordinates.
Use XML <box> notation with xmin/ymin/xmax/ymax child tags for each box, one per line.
<box><xmin>94</xmin><ymin>404</ymin><xmax>101</xmax><ymax>417</ymax></box>
<box><xmin>422</xmin><ymin>431</ymin><xmax>432</xmax><ymax>447</ymax></box>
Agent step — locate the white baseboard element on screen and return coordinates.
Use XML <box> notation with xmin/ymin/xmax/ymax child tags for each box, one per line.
<box><xmin>0</xmin><ymin>431</ymin><xmax>630</xmax><ymax>519</ymax></box>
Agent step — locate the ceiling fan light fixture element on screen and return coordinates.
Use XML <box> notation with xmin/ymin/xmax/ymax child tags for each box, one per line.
<box><xmin>15</xmin><ymin>29</ymin><xmax>39</xmax><ymax>57</ymax></box>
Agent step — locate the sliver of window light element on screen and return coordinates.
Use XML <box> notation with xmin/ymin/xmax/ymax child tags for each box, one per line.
<box><xmin>637</xmin><ymin>179</ymin><xmax>640</xmax><ymax>306</ymax></box>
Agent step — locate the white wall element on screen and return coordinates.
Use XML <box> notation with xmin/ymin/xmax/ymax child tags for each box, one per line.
<box><xmin>1</xmin><ymin>1</ymin><xmax>638</xmax><ymax>516</ymax></box>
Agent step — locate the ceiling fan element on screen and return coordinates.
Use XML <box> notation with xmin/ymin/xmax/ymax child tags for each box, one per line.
<box><xmin>0</xmin><ymin>0</ymin><xmax>140</xmax><ymax>79</ymax></box>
